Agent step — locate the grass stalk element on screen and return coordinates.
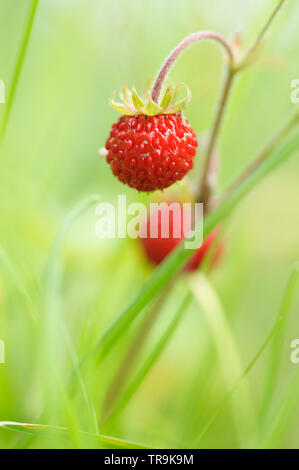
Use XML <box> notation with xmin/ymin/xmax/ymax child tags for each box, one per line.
<box><xmin>195</xmin><ymin>264</ymin><xmax>299</xmax><ymax>446</ymax></box>
<box><xmin>0</xmin><ymin>0</ymin><xmax>39</xmax><ymax>144</ymax></box>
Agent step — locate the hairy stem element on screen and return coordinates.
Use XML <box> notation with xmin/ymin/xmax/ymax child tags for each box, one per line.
<box><xmin>151</xmin><ymin>31</ymin><xmax>235</xmax><ymax>103</ymax></box>
<box><xmin>197</xmin><ymin>0</ymin><xmax>288</xmax><ymax>209</ymax></box>
<box><xmin>197</xmin><ymin>67</ymin><xmax>236</xmax><ymax>210</ymax></box>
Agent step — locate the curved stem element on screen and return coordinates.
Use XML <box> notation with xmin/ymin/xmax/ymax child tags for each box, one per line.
<box><xmin>197</xmin><ymin>66</ymin><xmax>236</xmax><ymax>209</ymax></box>
<box><xmin>197</xmin><ymin>0</ymin><xmax>288</xmax><ymax>208</ymax></box>
<box><xmin>151</xmin><ymin>31</ymin><xmax>235</xmax><ymax>103</ymax></box>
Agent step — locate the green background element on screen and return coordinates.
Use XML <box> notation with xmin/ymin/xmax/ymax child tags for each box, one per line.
<box><xmin>0</xmin><ymin>0</ymin><xmax>298</xmax><ymax>449</ymax></box>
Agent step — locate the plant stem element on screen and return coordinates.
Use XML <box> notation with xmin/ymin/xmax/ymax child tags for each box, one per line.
<box><xmin>216</xmin><ymin>112</ymin><xmax>299</xmax><ymax>206</ymax></box>
<box><xmin>0</xmin><ymin>0</ymin><xmax>39</xmax><ymax>144</ymax></box>
<box><xmin>151</xmin><ymin>31</ymin><xmax>235</xmax><ymax>103</ymax></box>
<box><xmin>198</xmin><ymin>0</ymin><xmax>288</xmax><ymax>204</ymax></box>
<box><xmin>198</xmin><ymin>0</ymin><xmax>288</xmax><ymax>208</ymax></box>
<box><xmin>197</xmin><ymin>67</ymin><xmax>236</xmax><ymax>210</ymax></box>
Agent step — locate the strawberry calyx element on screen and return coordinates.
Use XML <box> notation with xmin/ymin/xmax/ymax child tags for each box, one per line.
<box><xmin>110</xmin><ymin>78</ymin><xmax>192</xmax><ymax>116</ymax></box>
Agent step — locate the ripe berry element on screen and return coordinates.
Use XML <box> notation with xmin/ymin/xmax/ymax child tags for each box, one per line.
<box><xmin>105</xmin><ymin>114</ymin><xmax>197</xmax><ymax>192</ymax></box>
<box><xmin>139</xmin><ymin>203</ymin><xmax>223</xmax><ymax>271</ymax></box>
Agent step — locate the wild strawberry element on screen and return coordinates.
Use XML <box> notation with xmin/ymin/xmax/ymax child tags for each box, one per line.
<box><xmin>139</xmin><ymin>202</ymin><xmax>223</xmax><ymax>271</ymax></box>
<box><xmin>105</xmin><ymin>114</ymin><xmax>197</xmax><ymax>192</ymax></box>
<box><xmin>105</xmin><ymin>82</ymin><xmax>198</xmax><ymax>192</ymax></box>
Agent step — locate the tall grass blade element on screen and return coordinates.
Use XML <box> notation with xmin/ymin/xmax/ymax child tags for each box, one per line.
<box><xmin>194</xmin><ymin>264</ymin><xmax>299</xmax><ymax>445</ymax></box>
<box><xmin>0</xmin><ymin>244</ymin><xmax>38</xmax><ymax>323</ymax></box>
<box><xmin>259</xmin><ymin>263</ymin><xmax>299</xmax><ymax>429</ymax></box>
<box><xmin>189</xmin><ymin>273</ymin><xmax>256</xmax><ymax>447</ymax></box>
<box><xmin>0</xmin><ymin>421</ymin><xmax>150</xmax><ymax>449</ymax></box>
<box><xmin>0</xmin><ymin>0</ymin><xmax>39</xmax><ymax>143</ymax></box>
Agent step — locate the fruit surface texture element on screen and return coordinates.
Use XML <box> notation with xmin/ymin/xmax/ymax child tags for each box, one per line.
<box><xmin>105</xmin><ymin>114</ymin><xmax>198</xmax><ymax>192</ymax></box>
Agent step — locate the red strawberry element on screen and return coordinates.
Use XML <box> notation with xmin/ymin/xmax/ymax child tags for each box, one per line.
<box><xmin>139</xmin><ymin>203</ymin><xmax>223</xmax><ymax>271</ymax></box>
<box><xmin>105</xmin><ymin>114</ymin><xmax>197</xmax><ymax>192</ymax></box>
<box><xmin>104</xmin><ymin>81</ymin><xmax>197</xmax><ymax>192</ymax></box>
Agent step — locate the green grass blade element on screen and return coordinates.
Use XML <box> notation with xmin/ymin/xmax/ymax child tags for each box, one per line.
<box><xmin>105</xmin><ymin>292</ymin><xmax>192</xmax><ymax>424</ymax></box>
<box><xmin>0</xmin><ymin>421</ymin><xmax>151</xmax><ymax>449</ymax></box>
<box><xmin>262</xmin><ymin>367</ymin><xmax>299</xmax><ymax>448</ymax></box>
<box><xmin>44</xmin><ymin>195</ymin><xmax>100</xmax><ymax>434</ymax></box>
<box><xmin>259</xmin><ymin>263</ymin><xmax>299</xmax><ymax>429</ymax></box>
<box><xmin>189</xmin><ymin>273</ymin><xmax>257</xmax><ymax>447</ymax></box>
<box><xmin>0</xmin><ymin>244</ymin><xmax>39</xmax><ymax>323</ymax></box>
<box><xmin>93</xmin><ymin>134</ymin><xmax>299</xmax><ymax>362</ymax></box>
<box><xmin>0</xmin><ymin>0</ymin><xmax>39</xmax><ymax>142</ymax></box>
<box><xmin>194</xmin><ymin>264</ymin><xmax>299</xmax><ymax>445</ymax></box>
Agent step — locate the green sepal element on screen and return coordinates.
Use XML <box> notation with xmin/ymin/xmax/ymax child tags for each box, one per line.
<box><xmin>144</xmin><ymin>91</ymin><xmax>162</xmax><ymax>116</ymax></box>
<box><xmin>131</xmin><ymin>87</ymin><xmax>145</xmax><ymax>112</ymax></box>
<box><xmin>120</xmin><ymin>84</ymin><xmax>133</xmax><ymax>109</ymax></box>
<box><xmin>110</xmin><ymin>91</ymin><xmax>136</xmax><ymax>115</ymax></box>
<box><xmin>165</xmin><ymin>83</ymin><xmax>192</xmax><ymax>114</ymax></box>
<box><xmin>160</xmin><ymin>86</ymin><xmax>172</xmax><ymax>112</ymax></box>
<box><xmin>109</xmin><ymin>80</ymin><xmax>192</xmax><ymax>116</ymax></box>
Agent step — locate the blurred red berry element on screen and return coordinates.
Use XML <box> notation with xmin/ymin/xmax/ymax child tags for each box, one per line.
<box><xmin>105</xmin><ymin>114</ymin><xmax>197</xmax><ymax>192</ymax></box>
<box><xmin>139</xmin><ymin>203</ymin><xmax>223</xmax><ymax>271</ymax></box>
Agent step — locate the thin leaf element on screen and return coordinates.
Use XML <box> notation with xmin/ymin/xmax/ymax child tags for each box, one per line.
<box><xmin>0</xmin><ymin>421</ymin><xmax>151</xmax><ymax>449</ymax></box>
<box><xmin>189</xmin><ymin>274</ymin><xmax>256</xmax><ymax>447</ymax></box>
<box><xmin>262</xmin><ymin>367</ymin><xmax>299</xmax><ymax>448</ymax></box>
<box><xmin>259</xmin><ymin>263</ymin><xmax>299</xmax><ymax>429</ymax></box>
<box><xmin>194</xmin><ymin>264</ymin><xmax>299</xmax><ymax>445</ymax></box>
<box><xmin>0</xmin><ymin>0</ymin><xmax>39</xmax><ymax>143</ymax></box>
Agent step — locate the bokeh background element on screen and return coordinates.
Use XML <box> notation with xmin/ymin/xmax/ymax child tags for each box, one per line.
<box><xmin>0</xmin><ymin>0</ymin><xmax>299</xmax><ymax>449</ymax></box>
